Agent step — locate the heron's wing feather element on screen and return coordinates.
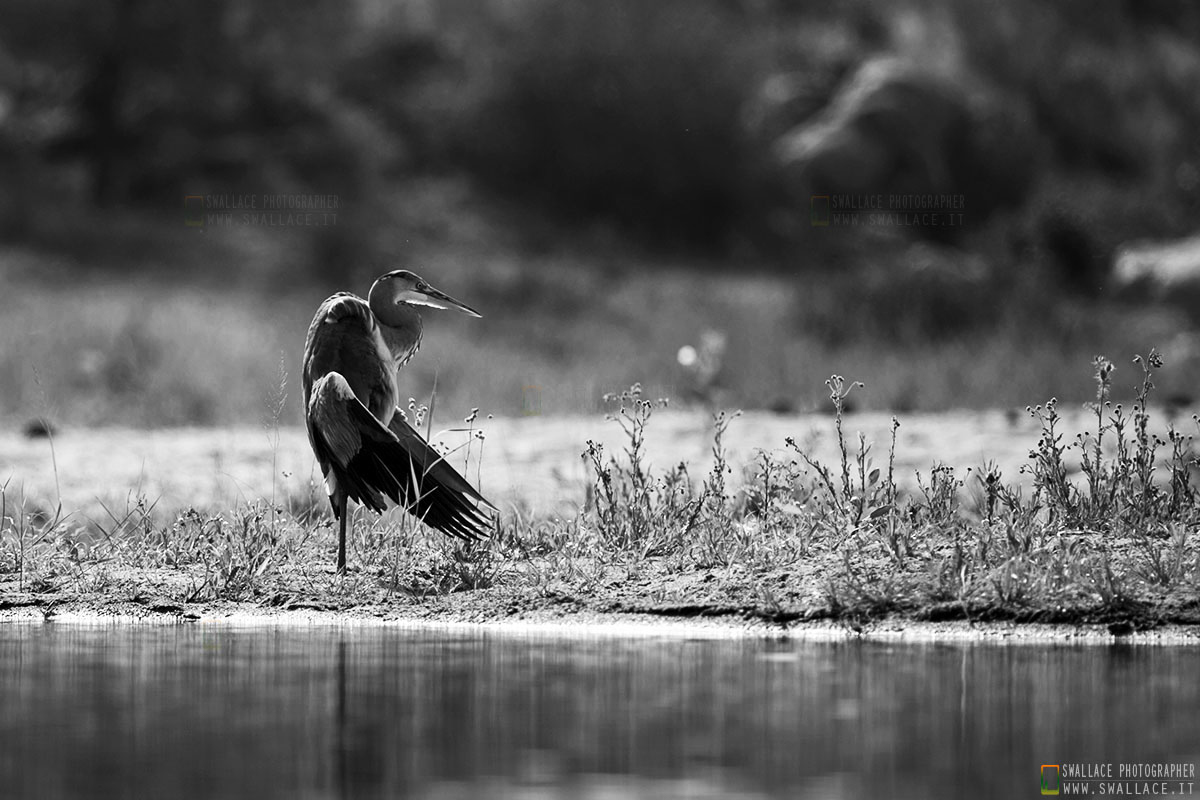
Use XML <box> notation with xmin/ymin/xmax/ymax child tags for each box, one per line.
<box><xmin>381</xmin><ymin>414</ymin><xmax>496</xmax><ymax>539</ymax></box>
<box><xmin>386</xmin><ymin>415</ymin><xmax>497</xmax><ymax>511</ymax></box>
<box><xmin>307</xmin><ymin>373</ymin><xmax>390</xmax><ymax>514</ymax></box>
<box><xmin>307</xmin><ymin>374</ymin><xmax>495</xmax><ymax>539</ymax></box>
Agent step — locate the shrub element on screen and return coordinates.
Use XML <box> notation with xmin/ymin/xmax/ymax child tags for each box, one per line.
<box><xmin>450</xmin><ymin>0</ymin><xmax>762</xmax><ymax>249</ymax></box>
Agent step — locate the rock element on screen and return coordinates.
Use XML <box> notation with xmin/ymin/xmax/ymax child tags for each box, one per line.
<box><xmin>1107</xmin><ymin>620</ymin><xmax>1135</xmax><ymax>638</ymax></box>
<box><xmin>1113</xmin><ymin>233</ymin><xmax>1200</xmax><ymax>297</ymax></box>
<box><xmin>22</xmin><ymin>417</ymin><xmax>57</xmax><ymax>439</ymax></box>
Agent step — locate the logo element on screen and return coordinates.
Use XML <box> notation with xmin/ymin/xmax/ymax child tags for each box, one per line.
<box><xmin>810</xmin><ymin>195</ymin><xmax>830</xmax><ymax>227</ymax></box>
<box><xmin>1041</xmin><ymin>765</ymin><xmax>1061</xmax><ymax>795</ymax></box>
<box><xmin>183</xmin><ymin>193</ymin><xmax>340</xmax><ymax>228</ymax></box>
<box><xmin>184</xmin><ymin>195</ymin><xmax>205</xmax><ymax>228</ymax></box>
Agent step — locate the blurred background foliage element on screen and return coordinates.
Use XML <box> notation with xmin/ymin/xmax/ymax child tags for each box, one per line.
<box><xmin>0</xmin><ymin>0</ymin><xmax>1199</xmax><ymax>425</ymax></box>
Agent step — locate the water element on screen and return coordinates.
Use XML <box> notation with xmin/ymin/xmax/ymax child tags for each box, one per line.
<box><xmin>0</xmin><ymin>624</ymin><xmax>1197</xmax><ymax>799</ymax></box>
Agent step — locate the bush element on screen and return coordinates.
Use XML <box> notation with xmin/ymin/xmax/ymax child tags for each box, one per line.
<box><xmin>800</xmin><ymin>242</ymin><xmax>1002</xmax><ymax>344</ymax></box>
<box><xmin>449</xmin><ymin>0</ymin><xmax>763</xmax><ymax>249</ymax></box>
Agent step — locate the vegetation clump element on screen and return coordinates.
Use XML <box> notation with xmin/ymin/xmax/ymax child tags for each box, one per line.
<box><xmin>3</xmin><ymin>353</ymin><xmax>1200</xmax><ymax>632</ymax></box>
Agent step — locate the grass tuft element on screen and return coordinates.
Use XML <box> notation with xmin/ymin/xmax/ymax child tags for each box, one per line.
<box><xmin>3</xmin><ymin>352</ymin><xmax>1200</xmax><ymax>629</ymax></box>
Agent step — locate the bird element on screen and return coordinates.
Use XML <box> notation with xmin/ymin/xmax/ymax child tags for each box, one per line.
<box><xmin>302</xmin><ymin>269</ymin><xmax>496</xmax><ymax>572</ymax></box>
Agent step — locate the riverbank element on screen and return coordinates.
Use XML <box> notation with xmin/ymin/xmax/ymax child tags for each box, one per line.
<box><xmin>4</xmin><ymin>583</ymin><xmax>1199</xmax><ymax>645</ymax></box>
<box><xmin>5</xmin><ymin>366</ymin><xmax>1200</xmax><ymax>643</ymax></box>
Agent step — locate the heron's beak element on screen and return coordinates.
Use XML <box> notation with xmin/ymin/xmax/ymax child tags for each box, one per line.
<box><xmin>403</xmin><ymin>286</ymin><xmax>483</xmax><ymax>318</ymax></box>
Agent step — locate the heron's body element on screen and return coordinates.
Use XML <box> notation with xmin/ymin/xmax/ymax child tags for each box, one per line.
<box><xmin>304</xmin><ymin>292</ymin><xmax>415</xmax><ymax>425</ymax></box>
<box><xmin>302</xmin><ymin>272</ymin><xmax>493</xmax><ymax>571</ymax></box>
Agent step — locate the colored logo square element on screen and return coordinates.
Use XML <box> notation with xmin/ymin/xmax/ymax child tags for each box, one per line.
<box><xmin>184</xmin><ymin>195</ymin><xmax>205</xmax><ymax>228</ymax></box>
<box><xmin>1041</xmin><ymin>765</ymin><xmax>1060</xmax><ymax>795</ymax></box>
<box><xmin>810</xmin><ymin>195</ymin><xmax>830</xmax><ymax>226</ymax></box>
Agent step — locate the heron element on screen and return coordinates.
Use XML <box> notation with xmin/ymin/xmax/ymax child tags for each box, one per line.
<box><xmin>303</xmin><ymin>269</ymin><xmax>496</xmax><ymax>572</ymax></box>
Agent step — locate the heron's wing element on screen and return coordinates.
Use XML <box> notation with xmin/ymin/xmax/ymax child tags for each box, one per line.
<box><xmin>302</xmin><ymin>293</ymin><xmax>396</xmax><ymax>419</ymax></box>
<box><xmin>303</xmin><ymin>293</ymin><xmax>364</xmax><ymax>401</ymax></box>
<box><xmin>307</xmin><ymin>373</ymin><xmax>495</xmax><ymax>539</ymax></box>
<box><xmin>386</xmin><ymin>413</ymin><xmax>499</xmax><ymax>536</ymax></box>
<box><xmin>307</xmin><ymin>373</ymin><xmax>396</xmax><ymax>515</ymax></box>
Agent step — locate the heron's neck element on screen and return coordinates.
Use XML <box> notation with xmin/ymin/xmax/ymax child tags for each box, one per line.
<box><xmin>368</xmin><ymin>294</ymin><xmax>423</xmax><ymax>364</ymax></box>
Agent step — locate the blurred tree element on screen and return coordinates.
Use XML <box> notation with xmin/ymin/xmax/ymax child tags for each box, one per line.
<box><xmin>446</xmin><ymin>0</ymin><xmax>764</xmax><ymax>251</ymax></box>
<box><xmin>0</xmin><ymin>0</ymin><xmax>1197</xmax><ymax>286</ymax></box>
<box><xmin>1</xmin><ymin>1</ymin><xmax>385</xmax><ymax>198</ymax></box>
<box><xmin>0</xmin><ymin>0</ymin><xmax>405</xmax><ymax>277</ymax></box>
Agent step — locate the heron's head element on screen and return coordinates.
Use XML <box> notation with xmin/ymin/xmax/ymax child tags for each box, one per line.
<box><xmin>368</xmin><ymin>270</ymin><xmax>482</xmax><ymax>318</ymax></box>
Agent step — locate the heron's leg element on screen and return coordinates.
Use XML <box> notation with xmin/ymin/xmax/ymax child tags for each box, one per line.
<box><xmin>337</xmin><ymin>494</ymin><xmax>348</xmax><ymax>574</ymax></box>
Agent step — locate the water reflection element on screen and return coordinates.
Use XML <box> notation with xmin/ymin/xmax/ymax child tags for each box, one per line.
<box><xmin>0</xmin><ymin>625</ymin><xmax>1197</xmax><ymax>799</ymax></box>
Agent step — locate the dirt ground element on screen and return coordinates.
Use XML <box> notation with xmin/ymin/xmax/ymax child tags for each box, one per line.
<box><xmin>3</xmin><ymin>550</ymin><xmax>1199</xmax><ymax>644</ymax></box>
<box><xmin>3</xmin><ymin>594</ymin><xmax>1199</xmax><ymax>645</ymax></box>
